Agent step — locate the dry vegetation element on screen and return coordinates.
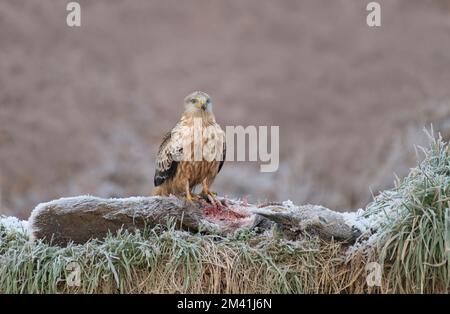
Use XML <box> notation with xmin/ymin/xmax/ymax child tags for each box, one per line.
<box><xmin>0</xmin><ymin>133</ymin><xmax>449</xmax><ymax>293</ymax></box>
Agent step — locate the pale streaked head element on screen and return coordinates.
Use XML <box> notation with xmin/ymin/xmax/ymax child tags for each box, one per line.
<box><xmin>183</xmin><ymin>91</ymin><xmax>213</xmax><ymax>113</ymax></box>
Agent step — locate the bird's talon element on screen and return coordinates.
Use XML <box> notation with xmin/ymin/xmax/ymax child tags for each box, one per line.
<box><xmin>187</xmin><ymin>194</ymin><xmax>202</xmax><ymax>203</ymax></box>
<box><xmin>207</xmin><ymin>194</ymin><xmax>216</xmax><ymax>205</ymax></box>
<box><xmin>201</xmin><ymin>191</ymin><xmax>219</xmax><ymax>205</ymax></box>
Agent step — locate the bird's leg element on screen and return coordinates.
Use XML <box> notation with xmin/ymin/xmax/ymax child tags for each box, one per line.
<box><xmin>184</xmin><ymin>181</ymin><xmax>201</xmax><ymax>203</ymax></box>
<box><xmin>185</xmin><ymin>181</ymin><xmax>195</xmax><ymax>203</ymax></box>
<box><xmin>201</xmin><ymin>179</ymin><xmax>217</xmax><ymax>204</ymax></box>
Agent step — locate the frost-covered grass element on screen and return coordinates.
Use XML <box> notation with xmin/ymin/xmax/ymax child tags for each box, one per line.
<box><xmin>0</xmin><ymin>223</ymin><xmax>353</xmax><ymax>293</ymax></box>
<box><xmin>361</xmin><ymin>131</ymin><xmax>450</xmax><ymax>293</ymax></box>
<box><xmin>342</xmin><ymin>130</ymin><xmax>450</xmax><ymax>293</ymax></box>
<box><xmin>0</xmin><ymin>132</ymin><xmax>449</xmax><ymax>293</ymax></box>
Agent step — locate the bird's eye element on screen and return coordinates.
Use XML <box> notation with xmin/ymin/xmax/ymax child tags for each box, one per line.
<box><xmin>190</xmin><ymin>98</ymin><xmax>197</xmax><ymax>104</ymax></box>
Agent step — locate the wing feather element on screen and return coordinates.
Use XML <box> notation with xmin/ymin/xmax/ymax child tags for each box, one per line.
<box><xmin>218</xmin><ymin>137</ymin><xmax>226</xmax><ymax>173</ymax></box>
<box><xmin>154</xmin><ymin>131</ymin><xmax>181</xmax><ymax>186</ymax></box>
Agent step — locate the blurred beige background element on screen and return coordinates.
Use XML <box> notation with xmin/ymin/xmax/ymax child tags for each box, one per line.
<box><xmin>1</xmin><ymin>0</ymin><xmax>450</xmax><ymax>218</ymax></box>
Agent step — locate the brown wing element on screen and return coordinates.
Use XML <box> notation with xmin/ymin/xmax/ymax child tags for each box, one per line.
<box><xmin>218</xmin><ymin>138</ymin><xmax>226</xmax><ymax>173</ymax></box>
<box><xmin>154</xmin><ymin>131</ymin><xmax>181</xmax><ymax>187</ymax></box>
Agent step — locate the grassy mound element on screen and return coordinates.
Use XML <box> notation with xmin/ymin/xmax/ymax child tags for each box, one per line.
<box><xmin>0</xmin><ymin>132</ymin><xmax>449</xmax><ymax>293</ymax></box>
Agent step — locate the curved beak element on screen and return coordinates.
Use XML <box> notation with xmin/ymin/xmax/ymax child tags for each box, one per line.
<box><xmin>196</xmin><ymin>99</ymin><xmax>207</xmax><ymax>110</ymax></box>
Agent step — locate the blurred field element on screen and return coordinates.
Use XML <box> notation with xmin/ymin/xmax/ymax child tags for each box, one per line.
<box><xmin>1</xmin><ymin>0</ymin><xmax>450</xmax><ymax>218</ymax></box>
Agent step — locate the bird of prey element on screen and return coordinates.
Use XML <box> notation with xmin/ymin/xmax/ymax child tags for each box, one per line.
<box><xmin>152</xmin><ymin>91</ymin><xmax>226</xmax><ymax>202</ymax></box>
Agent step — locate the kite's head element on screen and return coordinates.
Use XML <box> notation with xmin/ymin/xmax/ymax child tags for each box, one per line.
<box><xmin>184</xmin><ymin>91</ymin><xmax>212</xmax><ymax>113</ymax></box>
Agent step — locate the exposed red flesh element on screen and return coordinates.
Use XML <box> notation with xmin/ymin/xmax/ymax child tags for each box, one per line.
<box><xmin>201</xmin><ymin>200</ymin><xmax>249</xmax><ymax>221</ymax></box>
